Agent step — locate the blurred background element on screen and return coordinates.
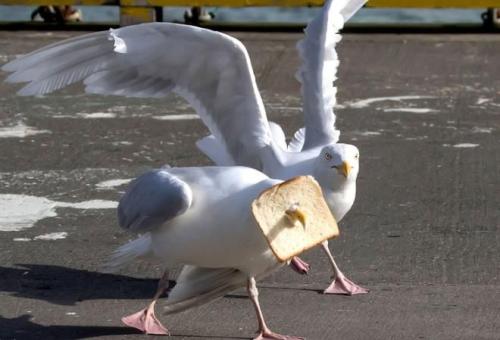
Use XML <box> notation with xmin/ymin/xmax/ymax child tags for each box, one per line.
<box><xmin>0</xmin><ymin>2</ymin><xmax>499</xmax><ymax>29</ymax></box>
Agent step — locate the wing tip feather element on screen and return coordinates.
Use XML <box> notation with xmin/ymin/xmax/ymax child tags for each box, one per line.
<box><xmin>108</xmin><ymin>28</ymin><xmax>127</xmax><ymax>54</ymax></box>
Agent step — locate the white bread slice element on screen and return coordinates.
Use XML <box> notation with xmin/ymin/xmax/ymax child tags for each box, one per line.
<box><xmin>252</xmin><ymin>175</ymin><xmax>339</xmax><ymax>262</ymax></box>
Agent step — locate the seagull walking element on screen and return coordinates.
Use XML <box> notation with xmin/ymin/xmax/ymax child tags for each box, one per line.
<box><xmin>195</xmin><ymin>0</ymin><xmax>368</xmax><ymax>294</ymax></box>
<box><xmin>105</xmin><ymin>166</ymin><xmax>307</xmax><ymax>338</ymax></box>
<box><xmin>1</xmin><ymin>0</ymin><xmax>368</xmax><ymax>295</ymax></box>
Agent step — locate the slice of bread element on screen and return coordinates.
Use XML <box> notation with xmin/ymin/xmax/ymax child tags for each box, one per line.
<box><xmin>252</xmin><ymin>175</ymin><xmax>339</xmax><ymax>262</ymax></box>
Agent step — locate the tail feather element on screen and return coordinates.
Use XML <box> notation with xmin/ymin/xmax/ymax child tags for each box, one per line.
<box><xmin>102</xmin><ymin>234</ymin><xmax>152</xmax><ymax>273</ymax></box>
<box><xmin>163</xmin><ymin>265</ymin><xmax>248</xmax><ymax>315</ymax></box>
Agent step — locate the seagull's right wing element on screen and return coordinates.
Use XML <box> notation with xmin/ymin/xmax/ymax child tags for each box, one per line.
<box><xmin>117</xmin><ymin>169</ymin><xmax>193</xmax><ymax>233</ymax></box>
<box><xmin>2</xmin><ymin>23</ymin><xmax>272</xmax><ymax>167</ymax></box>
<box><xmin>296</xmin><ymin>0</ymin><xmax>366</xmax><ymax>150</ymax></box>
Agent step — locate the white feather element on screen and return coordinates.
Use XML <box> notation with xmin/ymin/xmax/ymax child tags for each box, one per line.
<box><xmin>195</xmin><ymin>121</ymin><xmax>286</xmax><ymax>166</ymax></box>
<box><xmin>102</xmin><ymin>233</ymin><xmax>152</xmax><ymax>273</ymax></box>
<box><xmin>2</xmin><ymin>23</ymin><xmax>272</xmax><ymax>168</ymax></box>
<box><xmin>268</xmin><ymin>121</ymin><xmax>287</xmax><ymax>151</ymax></box>
<box><xmin>163</xmin><ymin>266</ymin><xmax>248</xmax><ymax>314</ymax></box>
<box><xmin>296</xmin><ymin>0</ymin><xmax>367</xmax><ymax>150</ymax></box>
<box><xmin>196</xmin><ymin>135</ymin><xmax>234</xmax><ymax>166</ymax></box>
<box><xmin>287</xmin><ymin>127</ymin><xmax>306</xmax><ymax>152</ymax></box>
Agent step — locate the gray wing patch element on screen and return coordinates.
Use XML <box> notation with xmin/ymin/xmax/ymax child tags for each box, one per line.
<box><xmin>118</xmin><ymin>169</ymin><xmax>193</xmax><ymax>233</ymax></box>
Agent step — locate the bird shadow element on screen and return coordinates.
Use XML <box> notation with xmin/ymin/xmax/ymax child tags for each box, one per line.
<box><xmin>0</xmin><ymin>314</ymin><xmax>139</xmax><ymax>339</ymax></box>
<box><xmin>259</xmin><ymin>284</ymin><xmax>325</xmax><ymax>294</ymax></box>
<box><xmin>0</xmin><ymin>315</ymin><xmax>249</xmax><ymax>339</ymax></box>
<box><xmin>0</xmin><ymin>263</ymin><xmax>330</xmax><ymax>308</ymax></box>
<box><xmin>0</xmin><ymin>264</ymin><xmax>171</xmax><ymax>306</ymax></box>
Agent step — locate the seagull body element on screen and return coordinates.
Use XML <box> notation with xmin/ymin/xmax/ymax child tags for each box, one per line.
<box><xmin>108</xmin><ymin>166</ymin><xmax>308</xmax><ymax>338</ymax></box>
<box><xmin>124</xmin><ymin>166</ymin><xmax>278</xmax><ymax>275</ymax></box>
<box><xmin>1</xmin><ymin>0</ymin><xmax>368</xmax><ymax>294</ymax></box>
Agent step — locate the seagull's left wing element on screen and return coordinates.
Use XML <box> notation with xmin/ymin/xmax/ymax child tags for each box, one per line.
<box><xmin>118</xmin><ymin>169</ymin><xmax>193</xmax><ymax>233</ymax></box>
<box><xmin>296</xmin><ymin>0</ymin><xmax>367</xmax><ymax>150</ymax></box>
<box><xmin>2</xmin><ymin>23</ymin><xmax>272</xmax><ymax>168</ymax></box>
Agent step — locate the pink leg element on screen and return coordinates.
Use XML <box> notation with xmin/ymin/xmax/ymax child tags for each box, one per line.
<box><xmin>321</xmin><ymin>241</ymin><xmax>369</xmax><ymax>295</ymax></box>
<box><xmin>289</xmin><ymin>256</ymin><xmax>310</xmax><ymax>275</ymax></box>
<box><xmin>247</xmin><ymin>277</ymin><xmax>304</xmax><ymax>340</ymax></box>
<box><xmin>122</xmin><ymin>270</ymin><xmax>170</xmax><ymax>335</ymax></box>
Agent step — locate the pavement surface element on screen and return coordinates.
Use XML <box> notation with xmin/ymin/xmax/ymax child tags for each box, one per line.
<box><xmin>0</xmin><ymin>30</ymin><xmax>499</xmax><ymax>340</ymax></box>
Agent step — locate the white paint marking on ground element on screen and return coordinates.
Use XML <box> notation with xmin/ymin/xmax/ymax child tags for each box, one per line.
<box><xmin>405</xmin><ymin>136</ymin><xmax>428</xmax><ymax>141</ymax></box>
<box><xmin>108</xmin><ymin>106</ymin><xmax>127</xmax><ymax>113</ymax></box>
<box><xmin>472</xmin><ymin>127</ymin><xmax>493</xmax><ymax>134</ymax></box>
<box><xmin>51</xmin><ymin>115</ymin><xmax>73</xmax><ymax>119</ymax></box>
<box><xmin>34</xmin><ymin>232</ymin><xmax>68</xmax><ymax>240</ymax></box>
<box><xmin>96</xmin><ymin>178</ymin><xmax>132</xmax><ymax>190</ymax></box>
<box><xmin>383</xmin><ymin>108</ymin><xmax>439</xmax><ymax>114</ymax></box>
<box><xmin>152</xmin><ymin>114</ymin><xmax>199</xmax><ymax>121</ymax></box>
<box><xmin>113</xmin><ymin>141</ymin><xmax>133</xmax><ymax>146</ymax></box>
<box><xmin>23</xmin><ymin>32</ymin><xmax>54</xmax><ymax>38</ymax></box>
<box><xmin>53</xmin><ymin>112</ymin><xmax>117</xmax><ymax>119</ymax></box>
<box><xmin>66</xmin><ymin>312</ymin><xmax>78</xmax><ymax>316</ymax></box>
<box><xmin>56</xmin><ymin>200</ymin><xmax>118</xmax><ymax>210</ymax></box>
<box><xmin>13</xmin><ymin>237</ymin><xmax>31</xmax><ymax>242</ymax></box>
<box><xmin>355</xmin><ymin>131</ymin><xmax>381</xmax><ymax>136</ymax></box>
<box><xmin>0</xmin><ymin>195</ymin><xmax>57</xmax><ymax>232</ymax></box>
<box><xmin>0</xmin><ymin>122</ymin><xmax>51</xmax><ymax>138</ymax></box>
<box><xmin>344</xmin><ymin>95</ymin><xmax>436</xmax><ymax>109</ymax></box>
<box><xmin>452</xmin><ymin>143</ymin><xmax>479</xmax><ymax>148</ymax></box>
<box><xmin>267</xmin><ymin>105</ymin><xmax>302</xmax><ymax>111</ymax></box>
<box><xmin>476</xmin><ymin>98</ymin><xmax>491</xmax><ymax>105</ymax></box>
<box><xmin>78</xmin><ymin>112</ymin><xmax>117</xmax><ymax>119</ymax></box>
<box><xmin>0</xmin><ymin>194</ymin><xmax>117</xmax><ymax>232</ymax></box>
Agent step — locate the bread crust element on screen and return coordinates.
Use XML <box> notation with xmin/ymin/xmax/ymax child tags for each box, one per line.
<box><xmin>252</xmin><ymin>176</ymin><xmax>339</xmax><ymax>262</ymax></box>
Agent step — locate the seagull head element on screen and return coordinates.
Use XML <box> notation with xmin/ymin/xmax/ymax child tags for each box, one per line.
<box><xmin>313</xmin><ymin>143</ymin><xmax>359</xmax><ymax>189</ymax></box>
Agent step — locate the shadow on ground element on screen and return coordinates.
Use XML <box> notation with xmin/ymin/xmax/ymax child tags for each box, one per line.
<box><xmin>0</xmin><ymin>315</ymin><xmax>138</xmax><ymax>339</ymax></box>
<box><xmin>0</xmin><ymin>315</ymin><xmax>250</xmax><ymax>339</ymax></box>
<box><xmin>0</xmin><ymin>264</ymin><xmax>172</xmax><ymax>305</ymax></box>
<box><xmin>0</xmin><ymin>264</ymin><xmax>326</xmax><ymax>306</ymax></box>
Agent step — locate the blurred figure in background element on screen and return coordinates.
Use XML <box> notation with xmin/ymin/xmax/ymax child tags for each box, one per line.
<box><xmin>184</xmin><ymin>6</ymin><xmax>214</xmax><ymax>25</ymax></box>
<box><xmin>31</xmin><ymin>5</ymin><xmax>82</xmax><ymax>23</ymax></box>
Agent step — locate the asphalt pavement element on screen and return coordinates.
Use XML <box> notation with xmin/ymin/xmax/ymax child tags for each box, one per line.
<box><xmin>0</xmin><ymin>30</ymin><xmax>499</xmax><ymax>340</ymax></box>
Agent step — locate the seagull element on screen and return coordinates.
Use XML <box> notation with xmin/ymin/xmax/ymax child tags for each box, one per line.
<box><xmin>105</xmin><ymin>165</ymin><xmax>309</xmax><ymax>338</ymax></box>
<box><xmin>1</xmin><ymin>0</ymin><xmax>368</xmax><ymax>295</ymax></box>
<box><xmin>195</xmin><ymin>0</ymin><xmax>368</xmax><ymax>295</ymax></box>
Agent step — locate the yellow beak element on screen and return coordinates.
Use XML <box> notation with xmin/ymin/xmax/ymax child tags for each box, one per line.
<box><xmin>285</xmin><ymin>206</ymin><xmax>307</xmax><ymax>228</ymax></box>
<box><xmin>340</xmin><ymin>161</ymin><xmax>351</xmax><ymax>178</ymax></box>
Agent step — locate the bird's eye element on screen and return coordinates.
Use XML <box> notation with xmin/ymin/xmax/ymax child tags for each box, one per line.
<box><xmin>355</xmin><ymin>154</ymin><xmax>359</xmax><ymax>159</ymax></box>
<box><xmin>325</xmin><ymin>153</ymin><xmax>332</xmax><ymax>161</ymax></box>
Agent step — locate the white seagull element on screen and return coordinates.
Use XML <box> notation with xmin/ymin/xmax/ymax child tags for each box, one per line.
<box><xmin>105</xmin><ymin>166</ymin><xmax>308</xmax><ymax>338</ymax></box>
<box><xmin>195</xmin><ymin>0</ymin><xmax>368</xmax><ymax>294</ymax></box>
<box><xmin>1</xmin><ymin>0</ymin><xmax>368</xmax><ymax>294</ymax></box>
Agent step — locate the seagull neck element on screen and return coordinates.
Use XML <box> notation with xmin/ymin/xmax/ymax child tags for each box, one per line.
<box><xmin>320</xmin><ymin>179</ymin><xmax>356</xmax><ymax>222</ymax></box>
<box><xmin>317</xmin><ymin>175</ymin><xmax>354</xmax><ymax>194</ymax></box>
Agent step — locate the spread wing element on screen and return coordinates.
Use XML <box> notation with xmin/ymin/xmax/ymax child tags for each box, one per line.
<box><xmin>2</xmin><ymin>22</ymin><xmax>272</xmax><ymax>167</ymax></box>
<box><xmin>296</xmin><ymin>0</ymin><xmax>366</xmax><ymax>150</ymax></box>
<box><xmin>117</xmin><ymin>169</ymin><xmax>193</xmax><ymax>233</ymax></box>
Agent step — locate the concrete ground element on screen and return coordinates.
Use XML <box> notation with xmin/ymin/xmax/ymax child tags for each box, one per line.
<box><xmin>0</xmin><ymin>30</ymin><xmax>499</xmax><ymax>340</ymax></box>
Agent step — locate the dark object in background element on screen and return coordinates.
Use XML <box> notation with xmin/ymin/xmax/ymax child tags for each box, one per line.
<box><xmin>31</xmin><ymin>5</ymin><xmax>82</xmax><ymax>23</ymax></box>
<box><xmin>184</xmin><ymin>6</ymin><xmax>214</xmax><ymax>25</ymax></box>
<box><xmin>481</xmin><ymin>8</ymin><xmax>500</xmax><ymax>28</ymax></box>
